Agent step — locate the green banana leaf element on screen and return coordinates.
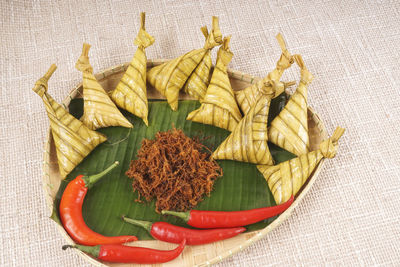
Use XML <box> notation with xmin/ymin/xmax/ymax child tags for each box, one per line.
<box><xmin>52</xmin><ymin>97</ymin><xmax>295</xmax><ymax>240</ymax></box>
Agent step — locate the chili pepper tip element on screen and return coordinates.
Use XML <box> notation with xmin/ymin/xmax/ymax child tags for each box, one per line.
<box><xmin>181</xmin><ymin>238</ymin><xmax>187</xmax><ymax>246</ymax></box>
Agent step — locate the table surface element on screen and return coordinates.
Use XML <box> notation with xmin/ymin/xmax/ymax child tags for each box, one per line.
<box><xmin>1</xmin><ymin>0</ymin><xmax>399</xmax><ymax>266</ymax></box>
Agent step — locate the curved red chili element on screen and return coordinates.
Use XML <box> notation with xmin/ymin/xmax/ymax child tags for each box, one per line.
<box><xmin>59</xmin><ymin>161</ymin><xmax>137</xmax><ymax>246</ymax></box>
<box><xmin>62</xmin><ymin>239</ymin><xmax>186</xmax><ymax>264</ymax></box>
<box><xmin>161</xmin><ymin>195</ymin><xmax>294</xmax><ymax>228</ymax></box>
<box><xmin>122</xmin><ymin>216</ymin><xmax>245</xmax><ymax>245</ymax></box>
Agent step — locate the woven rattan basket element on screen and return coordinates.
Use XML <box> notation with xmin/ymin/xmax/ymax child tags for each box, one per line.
<box><xmin>42</xmin><ymin>59</ymin><xmax>327</xmax><ymax>267</ymax></box>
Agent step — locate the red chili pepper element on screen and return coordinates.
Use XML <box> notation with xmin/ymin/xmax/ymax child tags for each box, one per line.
<box><xmin>62</xmin><ymin>239</ymin><xmax>186</xmax><ymax>264</ymax></box>
<box><xmin>161</xmin><ymin>195</ymin><xmax>294</xmax><ymax>228</ymax></box>
<box><xmin>122</xmin><ymin>216</ymin><xmax>245</xmax><ymax>245</ymax></box>
<box><xmin>59</xmin><ymin>161</ymin><xmax>137</xmax><ymax>246</ymax></box>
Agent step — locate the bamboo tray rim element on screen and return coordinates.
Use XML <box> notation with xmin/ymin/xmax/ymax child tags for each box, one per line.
<box><xmin>42</xmin><ymin>59</ymin><xmax>328</xmax><ymax>267</ymax></box>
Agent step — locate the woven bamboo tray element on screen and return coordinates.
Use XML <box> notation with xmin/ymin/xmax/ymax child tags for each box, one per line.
<box><xmin>42</xmin><ymin>59</ymin><xmax>328</xmax><ymax>267</ymax></box>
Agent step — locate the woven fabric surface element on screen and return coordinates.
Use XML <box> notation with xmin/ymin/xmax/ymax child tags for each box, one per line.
<box><xmin>1</xmin><ymin>0</ymin><xmax>399</xmax><ymax>266</ymax></box>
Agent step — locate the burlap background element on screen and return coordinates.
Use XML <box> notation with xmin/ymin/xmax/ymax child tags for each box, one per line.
<box><xmin>1</xmin><ymin>0</ymin><xmax>399</xmax><ymax>266</ymax></box>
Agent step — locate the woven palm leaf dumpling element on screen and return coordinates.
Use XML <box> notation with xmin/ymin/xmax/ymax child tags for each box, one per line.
<box><xmin>235</xmin><ymin>33</ymin><xmax>295</xmax><ymax>115</ymax></box>
<box><xmin>258</xmin><ymin>127</ymin><xmax>345</xmax><ymax>204</ymax></box>
<box><xmin>33</xmin><ymin>64</ymin><xmax>107</xmax><ymax>178</ymax></box>
<box><xmin>187</xmin><ymin>36</ymin><xmax>242</xmax><ymax>132</ymax></box>
<box><xmin>75</xmin><ymin>43</ymin><xmax>133</xmax><ymax>130</ymax></box>
<box><xmin>110</xmin><ymin>12</ymin><xmax>155</xmax><ymax>126</ymax></box>
<box><xmin>147</xmin><ymin>16</ymin><xmax>222</xmax><ymax>111</ymax></box>
<box><xmin>212</xmin><ymin>82</ymin><xmax>283</xmax><ymax>165</ymax></box>
<box><xmin>268</xmin><ymin>54</ymin><xmax>314</xmax><ymax>156</ymax></box>
<box><xmin>183</xmin><ymin>26</ymin><xmax>214</xmax><ymax>101</ymax></box>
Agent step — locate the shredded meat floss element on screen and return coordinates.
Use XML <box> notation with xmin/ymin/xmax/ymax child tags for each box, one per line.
<box><xmin>125</xmin><ymin>128</ymin><xmax>223</xmax><ymax>213</ymax></box>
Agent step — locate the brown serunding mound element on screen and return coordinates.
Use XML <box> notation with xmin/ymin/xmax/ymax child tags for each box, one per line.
<box><xmin>125</xmin><ymin>128</ymin><xmax>223</xmax><ymax>213</ymax></box>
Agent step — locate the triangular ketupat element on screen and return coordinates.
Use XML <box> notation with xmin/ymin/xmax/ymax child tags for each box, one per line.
<box><xmin>76</xmin><ymin>43</ymin><xmax>133</xmax><ymax>130</ymax></box>
<box><xmin>258</xmin><ymin>127</ymin><xmax>345</xmax><ymax>204</ymax></box>
<box><xmin>235</xmin><ymin>33</ymin><xmax>295</xmax><ymax>115</ymax></box>
<box><xmin>183</xmin><ymin>26</ymin><xmax>213</xmax><ymax>101</ymax></box>
<box><xmin>111</xmin><ymin>12</ymin><xmax>155</xmax><ymax>126</ymax></box>
<box><xmin>187</xmin><ymin>36</ymin><xmax>242</xmax><ymax>132</ymax></box>
<box><xmin>33</xmin><ymin>64</ymin><xmax>107</xmax><ymax>178</ymax></box>
<box><xmin>147</xmin><ymin>16</ymin><xmax>222</xmax><ymax>111</ymax></box>
<box><xmin>212</xmin><ymin>83</ymin><xmax>281</xmax><ymax>165</ymax></box>
<box><xmin>268</xmin><ymin>54</ymin><xmax>314</xmax><ymax>156</ymax></box>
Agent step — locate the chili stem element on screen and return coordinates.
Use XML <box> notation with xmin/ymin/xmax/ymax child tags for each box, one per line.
<box><xmin>83</xmin><ymin>161</ymin><xmax>119</xmax><ymax>188</ymax></box>
<box><xmin>161</xmin><ymin>210</ymin><xmax>190</xmax><ymax>222</ymax></box>
<box><xmin>62</xmin><ymin>244</ymin><xmax>100</xmax><ymax>258</ymax></box>
<box><xmin>122</xmin><ymin>216</ymin><xmax>152</xmax><ymax>232</ymax></box>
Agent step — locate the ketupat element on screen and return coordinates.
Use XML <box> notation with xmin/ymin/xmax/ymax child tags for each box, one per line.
<box><xmin>268</xmin><ymin>54</ymin><xmax>314</xmax><ymax>156</ymax></box>
<box><xmin>147</xmin><ymin>16</ymin><xmax>222</xmax><ymax>111</ymax></box>
<box><xmin>76</xmin><ymin>43</ymin><xmax>133</xmax><ymax>130</ymax></box>
<box><xmin>111</xmin><ymin>12</ymin><xmax>155</xmax><ymax>126</ymax></box>
<box><xmin>235</xmin><ymin>33</ymin><xmax>295</xmax><ymax>115</ymax></box>
<box><xmin>183</xmin><ymin>26</ymin><xmax>213</xmax><ymax>101</ymax></box>
<box><xmin>187</xmin><ymin>36</ymin><xmax>242</xmax><ymax>132</ymax></box>
<box><xmin>212</xmin><ymin>82</ymin><xmax>282</xmax><ymax>165</ymax></box>
<box><xmin>33</xmin><ymin>64</ymin><xmax>107</xmax><ymax>178</ymax></box>
<box><xmin>258</xmin><ymin>127</ymin><xmax>345</xmax><ymax>204</ymax></box>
